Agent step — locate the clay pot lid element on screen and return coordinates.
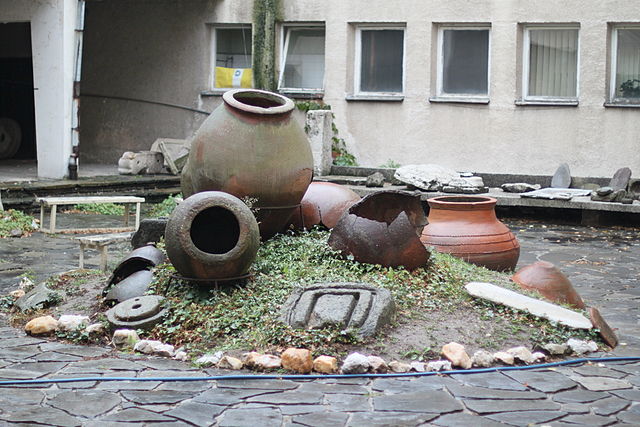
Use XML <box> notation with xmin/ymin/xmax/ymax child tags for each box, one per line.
<box><xmin>428</xmin><ymin>195</ymin><xmax>497</xmax><ymax>210</ymax></box>
<box><xmin>512</xmin><ymin>261</ymin><xmax>585</xmax><ymax>309</ymax></box>
<box><xmin>223</xmin><ymin>89</ymin><xmax>294</xmax><ymax>115</ymax></box>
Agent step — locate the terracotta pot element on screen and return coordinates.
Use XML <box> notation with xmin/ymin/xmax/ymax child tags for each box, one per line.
<box><xmin>420</xmin><ymin>196</ymin><xmax>520</xmax><ymax>271</ymax></box>
<box><xmin>181</xmin><ymin>89</ymin><xmax>314</xmax><ymax>240</ymax></box>
<box><xmin>289</xmin><ymin>182</ymin><xmax>361</xmax><ymax>230</ymax></box>
<box><xmin>164</xmin><ymin>191</ymin><xmax>260</xmax><ymax>280</ymax></box>
<box><xmin>512</xmin><ymin>261</ymin><xmax>585</xmax><ymax>309</ymax></box>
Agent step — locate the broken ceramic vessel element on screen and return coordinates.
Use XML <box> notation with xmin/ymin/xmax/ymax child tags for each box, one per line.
<box><xmin>289</xmin><ymin>182</ymin><xmax>361</xmax><ymax>230</ymax></box>
<box><xmin>511</xmin><ymin>261</ymin><xmax>585</xmax><ymax>309</ymax></box>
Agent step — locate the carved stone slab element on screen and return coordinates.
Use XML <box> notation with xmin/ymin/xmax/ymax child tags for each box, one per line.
<box><xmin>280</xmin><ymin>282</ymin><xmax>396</xmax><ymax>337</ymax></box>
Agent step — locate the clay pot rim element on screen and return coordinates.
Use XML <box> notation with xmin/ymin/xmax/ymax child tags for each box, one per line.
<box><xmin>223</xmin><ymin>89</ymin><xmax>294</xmax><ymax>115</ymax></box>
<box><xmin>428</xmin><ymin>195</ymin><xmax>497</xmax><ymax>210</ymax></box>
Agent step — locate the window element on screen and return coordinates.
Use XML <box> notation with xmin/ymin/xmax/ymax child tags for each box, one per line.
<box><xmin>436</xmin><ymin>26</ymin><xmax>490</xmax><ymax>100</ymax></box>
<box><xmin>354</xmin><ymin>26</ymin><xmax>405</xmax><ymax>95</ymax></box>
<box><xmin>278</xmin><ymin>26</ymin><xmax>325</xmax><ymax>93</ymax></box>
<box><xmin>611</xmin><ymin>26</ymin><xmax>640</xmax><ymax>103</ymax></box>
<box><xmin>211</xmin><ymin>26</ymin><xmax>252</xmax><ymax>90</ymax></box>
<box><xmin>522</xmin><ymin>26</ymin><xmax>579</xmax><ymax>102</ymax></box>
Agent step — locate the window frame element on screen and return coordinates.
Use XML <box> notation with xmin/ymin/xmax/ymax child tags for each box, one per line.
<box><xmin>353</xmin><ymin>25</ymin><xmax>406</xmax><ymax>98</ymax></box>
<box><xmin>435</xmin><ymin>25</ymin><xmax>491</xmax><ymax>102</ymax></box>
<box><xmin>209</xmin><ymin>24</ymin><xmax>253</xmax><ymax>92</ymax></box>
<box><xmin>609</xmin><ymin>25</ymin><xmax>640</xmax><ymax>105</ymax></box>
<box><xmin>277</xmin><ymin>23</ymin><xmax>326</xmax><ymax>96</ymax></box>
<box><xmin>521</xmin><ymin>24</ymin><xmax>580</xmax><ymax>104</ymax></box>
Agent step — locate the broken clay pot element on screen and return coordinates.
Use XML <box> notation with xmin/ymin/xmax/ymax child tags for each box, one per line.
<box><xmin>328</xmin><ymin>190</ymin><xmax>430</xmax><ymax>270</ymax></box>
<box><xmin>165</xmin><ymin>191</ymin><xmax>260</xmax><ymax>280</ymax></box>
<box><xmin>421</xmin><ymin>196</ymin><xmax>520</xmax><ymax>272</ymax></box>
<box><xmin>289</xmin><ymin>182</ymin><xmax>361</xmax><ymax>230</ymax></box>
<box><xmin>108</xmin><ymin>244</ymin><xmax>165</xmax><ymax>287</ymax></box>
<box><xmin>512</xmin><ymin>261</ymin><xmax>585</xmax><ymax>309</ymax></box>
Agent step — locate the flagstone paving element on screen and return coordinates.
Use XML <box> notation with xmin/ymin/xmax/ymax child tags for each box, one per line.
<box><xmin>0</xmin><ymin>216</ymin><xmax>639</xmax><ymax>425</ymax></box>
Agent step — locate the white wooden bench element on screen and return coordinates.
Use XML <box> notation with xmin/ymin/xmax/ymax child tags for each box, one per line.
<box><xmin>76</xmin><ymin>232</ymin><xmax>133</xmax><ymax>271</ymax></box>
<box><xmin>36</xmin><ymin>196</ymin><xmax>145</xmax><ymax>234</ymax></box>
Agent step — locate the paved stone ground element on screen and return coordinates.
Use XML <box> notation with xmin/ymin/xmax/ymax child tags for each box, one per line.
<box><xmin>0</xmin><ymin>214</ymin><xmax>639</xmax><ymax>426</ymax></box>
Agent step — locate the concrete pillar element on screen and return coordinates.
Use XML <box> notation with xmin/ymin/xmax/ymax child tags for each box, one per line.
<box><xmin>305</xmin><ymin>110</ymin><xmax>333</xmax><ymax>176</ymax></box>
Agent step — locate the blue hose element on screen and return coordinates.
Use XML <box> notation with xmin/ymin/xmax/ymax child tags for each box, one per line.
<box><xmin>1</xmin><ymin>356</ymin><xmax>638</xmax><ymax>386</ymax></box>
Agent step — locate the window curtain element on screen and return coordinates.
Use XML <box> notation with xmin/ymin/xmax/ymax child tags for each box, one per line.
<box><xmin>528</xmin><ymin>29</ymin><xmax>578</xmax><ymax>98</ymax></box>
<box><xmin>360</xmin><ymin>30</ymin><xmax>404</xmax><ymax>92</ymax></box>
<box><xmin>615</xmin><ymin>29</ymin><xmax>640</xmax><ymax>98</ymax></box>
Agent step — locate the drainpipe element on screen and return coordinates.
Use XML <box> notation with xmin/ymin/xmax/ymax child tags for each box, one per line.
<box><xmin>68</xmin><ymin>0</ymin><xmax>85</xmax><ymax>180</ymax></box>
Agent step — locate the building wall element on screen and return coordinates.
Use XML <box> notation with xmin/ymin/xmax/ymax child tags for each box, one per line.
<box><xmin>80</xmin><ymin>0</ymin><xmax>640</xmax><ymax>178</ymax></box>
<box><xmin>1</xmin><ymin>0</ymin><xmax>77</xmax><ymax>178</ymax></box>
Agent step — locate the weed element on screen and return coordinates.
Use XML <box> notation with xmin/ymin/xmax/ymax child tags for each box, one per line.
<box><xmin>379</xmin><ymin>159</ymin><xmax>401</xmax><ymax>169</ymax></box>
<box><xmin>72</xmin><ymin>203</ymin><xmax>125</xmax><ymax>216</ymax></box>
<box><xmin>148</xmin><ymin>194</ymin><xmax>181</xmax><ymax>218</ymax></box>
<box><xmin>0</xmin><ymin>209</ymin><xmax>38</xmax><ymax>238</ymax></box>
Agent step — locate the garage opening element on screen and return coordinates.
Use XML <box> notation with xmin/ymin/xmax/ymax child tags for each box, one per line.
<box><xmin>0</xmin><ymin>23</ymin><xmax>36</xmax><ymax>160</ymax></box>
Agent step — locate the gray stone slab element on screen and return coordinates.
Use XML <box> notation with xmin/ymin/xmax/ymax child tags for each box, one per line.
<box><xmin>1</xmin><ymin>336</ymin><xmax>47</xmax><ymax>347</ymax></box>
<box><xmin>308</xmin><ymin>293</ymin><xmax>356</xmax><ymax>328</ymax></box>
<box><xmin>279</xmin><ymin>404</ymin><xmax>327</xmax><ymax>416</ymax></box>
<box><xmin>445</xmin><ymin>381</ymin><xmax>546</xmax><ymax>399</ymax></box>
<box><xmin>136</xmin><ymin>357</ymin><xmax>198</xmax><ymax>371</ymax></box>
<box><xmin>155</xmin><ymin>380</ymin><xmax>213</xmax><ymax>392</ymax></box>
<box><xmin>324</xmin><ymin>393</ymin><xmax>370</xmax><ymax>411</ymax></box>
<box><xmin>610</xmin><ymin>363</ymin><xmax>640</xmax><ymax>376</ymax></box>
<box><xmin>503</xmin><ymin>369</ymin><xmax>578</xmax><ymax>393</ymax></box>
<box><xmin>216</xmin><ymin>379</ymin><xmax>301</xmax><ymax>390</ymax></box>
<box><xmin>432</xmin><ymin>412</ymin><xmax>506</xmax><ymax>427</ymax></box>
<box><xmin>96</xmin><ymin>379</ymin><xmax>161</xmax><ymax>391</ymax></box>
<box><xmin>246</xmin><ymin>390</ymin><xmax>324</xmax><ymax>405</ymax></box>
<box><xmin>0</xmin><ymin>405</ymin><xmax>81</xmax><ymax>426</ymax></box>
<box><xmin>349</xmin><ymin>411</ymin><xmax>438</xmax><ymax>426</ymax></box>
<box><xmin>609</xmin><ymin>167</ymin><xmax>632</xmax><ymax>191</ymax></box>
<box><xmin>62</xmin><ymin>358</ymin><xmax>145</xmax><ymax>373</ymax></box>
<box><xmin>552</xmin><ymin>389</ymin><xmax>609</xmax><ymax>403</ymax></box>
<box><xmin>194</xmin><ymin>388</ymin><xmax>278</xmax><ymax>406</ymax></box>
<box><xmin>298</xmin><ymin>382</ymin><xmax>368</xmax><ymax>395</ymax></box>
<box><xmin>0</xmin><ymin>388</ymin><xmax>45</xmax><ymax>405</ymax></box>
<box><xmin>31</xmin><ymin>351</ymin><xmax>83</xmax><ymax>362</ymax></box>
<box><xmin>373</xmin><ymin>390</ymin><xmax>463</xmax><ymax>413</ymax></box>
<box><xmin>573</xmin><ymin>365</ymin><xmax>628</xmax><ymax>379</ymax></box>
<box><xmin>219</xmin><ymin>407</ymin><xmax>282</xmax><ymax>427</ymax></box>
<box><xmin>371</xmin><ymin>376</ymin><xmax>446</xmax><ymax>394</ymax></box>
<box><xmin>561</xmin><ymin>403</ymin><xmax>590</xmax><ymax>414</ymax></box>
<box><xmin>450</xmin><ymin>372</ymin><xmax>528</xmax><ymax>391</ymax></box>
<box><xmin>48</xmin><ymin>373</ymin><xmax>97</xmax><ymax>389</ymax></box>
<box><xmin>486</xmin><ymin>410</ymin><xmax>567</xmax><ymax>425</ymax></box>
<box><xmin>551</xmin><ymin>163</ymin><xmax>572</xmax><ymax>188</ymax></box>
<box><xmin>0</xmin><ymin>366</ymin><xmax>48</xmax><ymax>380</ymax></box>
<box><xmin>617</xmin><ymin>410</ymin><xmax>640</xmax><ymax>425</ymax></box>
<box><xmin>48</xmin><ymin>390</ymin><xmax>121</xmax><ymax>417</ymax></box>
<box><xmin>99</xmin><ymin>408</ymin><xmax>177</xmax><ymax>423</ymax></box>
<box><xmin>571</xmin><ymin>375</ymin><xmax>632</xmax><ymax>391</ymax></box>
<box><xmin>560</xmin><ymin>414</ymin><xmax>619</xmax><ymax>426</ymax></box>
<box><xmin>591</xmin><ymin>396</ymin><xmax>631</xmax><ymax>416</ymax></box>
<box><xmin>0</xmin><ymin>345</ymin><xmax>41</xmax><ymax>361</ymax></box>
<box><xmin>121</xmin><ymin>390</ymin><xmax>197</xmax><ymax>405</ymax></box>
<box><xmin>463</xmin><ymin>398</ymin><xmax>561</xmax><ymax>414</ymax></box>
<box><xmin>611</xmin><ymin>388</ymin><xmax>640</xmax><ymax>401</ymax></box>
<box><xmin>293</xmin><ymin>412</ymin><xmax>350</xmax><ymax>427</ymax></box>
<box><xmin>164</xmin><ymin>401</ymin><xmax>226</xmax><ymax>425</ymax></box>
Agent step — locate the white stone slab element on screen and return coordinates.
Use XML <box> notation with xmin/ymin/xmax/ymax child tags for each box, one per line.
<box><xmin>465</xmin><ymin>282</ymin><xmax>592</xmax><ymax>329</ymax></box>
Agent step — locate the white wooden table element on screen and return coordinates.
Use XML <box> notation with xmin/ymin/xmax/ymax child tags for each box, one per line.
<box><xmin>36</xmin><ymin>196</ymin><xmax>145</xmax><ymax>234</ymax></box>
<box><xmin>76</xmin><ymin>232</ymin><xmax>133</xmax><ymax>271</ymax></box>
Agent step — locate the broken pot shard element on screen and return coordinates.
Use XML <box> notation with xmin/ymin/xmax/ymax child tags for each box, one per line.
<box><xmin>512</xmin><ymin>261</ymin><xmax>585</xmax><ymax>309</ymax></box>
<box><xmin>104</xmin><ymin>270</ymin><xmax>155</xmax><ymax>303</ymax></box>
<box><xmin>328</xmin><ymin>190</ymin><xmax>429</xmax><ymax>270</ymax></box>
<box><xmin>289</xmin><ymin>182</ymin><xmax>361</xmax><ymax>230</ymax></box>
<box><xmin>108</xmin><ymin>244</ymin><xmax>165</xmax><ymax>287</ymax></box>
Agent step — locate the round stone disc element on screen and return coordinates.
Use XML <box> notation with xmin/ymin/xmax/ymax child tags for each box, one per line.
<box><xmin>113</xmin><ymin>295</ymin><xmax>164</xmax><ymax>322</ymax></box>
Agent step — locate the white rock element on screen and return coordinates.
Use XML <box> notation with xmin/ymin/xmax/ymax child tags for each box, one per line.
<box><xmin>173</xmin><ymin>351</ymin><xmax>188</xmax><ymax>362</ymax></box>
<box><xmin>567</xmin><ymin>338</ymin><xmax>598</xmax><ymax>355</ymax></box>
<box><xmin>449</xmin><ymin>177</ymin><xmax>485</xmax><ymax>188</ymax></box>
<box><xmin>9</xmin><ymin>289</ymin><xmax>25</xmax><ymax>299</ymax></box>
<box><xmin>394</xmin><ymin>164</ymin><xmax>460</xmax><ymax>191</ymax></box>
<box><xmin>195</xmin><ymin>351</ymin><xmax>224</xmax><ymax>367</ymax></box>
<box><xmin>112</xmin><ymin>329</ymin><xmax>140</xmax><ymax>348</ymax></box>
<box><xmin>543</xmin><ymin>343</ymin><xmax>568</xmax><ymax>355</ymax></box>
<box><xmin>388</xmin><ymin>361</ymin><xmax>411</xmax><ymax>373</ymax></box>
<box><xmin>427</xmin><ymin>360</ymin><xmax>452</xmax><ymax>372</ymax></box>
<box><xmin>341</xmin><ymin>352</ymin><xmax>370</xmax><ymax>374</ymax></box>
<box><xmin>85</xmin><ymin>323</ymin><xmax>105</xmax><ymax>334</ymax></box>
<box><xmin>493</xmin><ymin>352</ymin><xmax>515</xmax><ymax>365</ymax></box>
<box><xmin>57</xmin><ymin>315</ymin><xmax>91</xmax><ymax>332</ymax></box>
<box><xmin>218</xmin><ymin>356</ymin><xmax>243</xmax><ymax>370</ymax></box>
<box><xmin>134</xmin><ymin>339</ymin><xmax>164</xmax><ymax>354</ymax></box>
<box><xmin>18</xmin><ymin>277</ymin><xmax>34</xmax><ymax>289</ymax></box>
<box><xmin>465</xmin><ymin>282</ymin><xmax>592</xmax><ymax>329</ymax></box>
<box><xmin>367</xmin><ymin>356</ymin><xmax>388</xmax><ymax>373</ymax></box>
<box><xmin>471</xmin><ymin>350</ymin><xmax>494</xmax><ymax>367</ymax></box>
<box><xmin>410</xmin><ymin>361</ymin><xmax>427</xmax><ymax>372</ymax></box>
<box><xmin>532</xmin><ymin>352</ymin><xmax>546</xmax><ymax>362</ymax></box>
<box><xmin>153</xmin><ymin>343</ymin><xmax>175</xmax><ymax>358</ymax></box>
<box><xmin>507</xmin><ymin>346</ymin><xmax>536</xmax><ymax>364</ymax></box>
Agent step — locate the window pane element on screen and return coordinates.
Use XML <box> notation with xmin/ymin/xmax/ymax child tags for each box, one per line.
<box><xmin>282</xmin><ymin>29</ymin><xmax>325</xmax><ymax>89</ymax></box>
<box><xmin>216</xmin><ymin>28</ymin><xmax>252</xmax><ymax>69</ymax></box>
<box><xmin>615</xmin><ymin>29</ymin><xmax>640</xmax><ymax>99</ymax></box>
<box><xmin>360</xmin><ymin>29</ymin><xmax>404</xmax><ymax>93</ymax></box>
<box><xmin>528</xmin><ymin>29</ymin><xmax>578</xmax><ymax>98</ymax></box>
<box><xmin>442</xmin><ymin>29</ymin><xmax>489</xmax><ymax>95</ymax></box>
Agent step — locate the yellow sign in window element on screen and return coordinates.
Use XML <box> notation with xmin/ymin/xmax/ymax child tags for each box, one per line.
<box><xmin>215</xmin><ymin>67</ymin><xmax>253</xmax><ymax>88</ymax></box>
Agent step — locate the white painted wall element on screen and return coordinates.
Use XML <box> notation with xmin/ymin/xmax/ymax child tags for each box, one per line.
<box><xmin>1</xmin><ymin>0</ymin><xmax>77</xmax><ymax>179</ymax></box>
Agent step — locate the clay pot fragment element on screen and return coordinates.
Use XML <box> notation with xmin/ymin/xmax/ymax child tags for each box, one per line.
<box><xmin>512</xmin><ymin>261</ymin><xmax>585</xmax><ymax>309</ymax></box>
<box><xmin>289</xmin><ymin>182</ymin><xmax>361</xmax><ymax>230</ymax></box>
<box><xmin>328</xmin><ymin>191</ymin><xmax>429</xmax><ymax>270</ymax></box>
<box><xmin>108</xmin><ymin>244</ymin><xmax>165</xmax><ymax>286</ymax></box>
<box><xmin>420</xmin><ymin>196</ymin><xmax>520</xmax><ymax>271</ymax></box>
<box><xmin>164</xmin><ymin>191</ymin><xmax>260</xmax><ymax>280</ymax></box>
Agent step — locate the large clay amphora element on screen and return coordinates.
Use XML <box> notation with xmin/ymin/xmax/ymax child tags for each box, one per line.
<box><xmin>420</xmin><ymin>196</ymin><xmax>520</xmax><ymax>271</ymax></box>
<box><xmin>181</xmin><ymin>89</ymin><xmax>313</xmax><ymax>240</ymax></box>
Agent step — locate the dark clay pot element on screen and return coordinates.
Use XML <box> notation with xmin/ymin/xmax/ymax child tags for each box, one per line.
<box><xmin>181</xmin><ymin>89</ymin><xmax>314</xmax><ymax>240</ymax></box>
<box><xmin>512</xmin><ymin>261</ymin><xmax>585</xmax><ymax>309</ymax></box>
<box><xmin>164</xmin><ymin>191</ymin><xmax>260</xmax><ymax>280</ymax></box>
<box><xmin>420</xmin><ymin>196</ymin><xmax>520</xmax><ymax>271</ymax></box>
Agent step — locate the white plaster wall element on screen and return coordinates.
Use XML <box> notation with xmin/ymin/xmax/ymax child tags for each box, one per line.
<box><xmin>1</xmin><ymin>0</ymin><xmax>76</xmax><ymax>178</ymax></box>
